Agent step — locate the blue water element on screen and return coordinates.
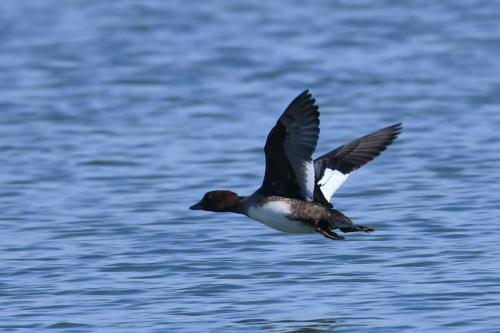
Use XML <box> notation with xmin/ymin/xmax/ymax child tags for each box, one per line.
<box><xmin>1</xmin><ymin>1</ymin><xmax>500</xmax><ymax>332</ymax></box>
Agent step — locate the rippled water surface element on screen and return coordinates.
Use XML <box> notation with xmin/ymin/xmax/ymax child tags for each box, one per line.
<box><xmin>2</xmin><ymin>1</ymin><xmax>500</xmax><ymax>332</ymax></box>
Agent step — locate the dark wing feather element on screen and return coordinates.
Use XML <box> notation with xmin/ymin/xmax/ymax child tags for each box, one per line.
<box><xmin>261</xmin><ymin>90</ymin><xmax>320</xmax><ymax>200</ymax></box>
<box><xmin>313</xmin><ymin>123</ymin><xmax>402</xmax><ymax>205</ymax></box>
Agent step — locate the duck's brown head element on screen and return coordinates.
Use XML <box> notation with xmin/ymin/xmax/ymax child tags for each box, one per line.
<box><xmin>190</xmin><ymin>190</ymin><xmax>242</xmax><ymax>213</ymax></box>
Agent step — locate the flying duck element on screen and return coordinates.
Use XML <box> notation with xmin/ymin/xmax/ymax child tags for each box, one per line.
<box><xmin>190</xmin><ymin>90</ymin><xmax>402</xmax><ymax>240</ymax></box>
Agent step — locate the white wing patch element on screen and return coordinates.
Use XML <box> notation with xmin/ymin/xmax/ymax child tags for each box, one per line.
<box><xmin>318</xmin><ymin>168</ymin><xmax>350</xmax><ymax>202</ymax></box>
<box><xmin>303</xmin><ymin>161</ymin><xmax>315</xmax><ymax>201</ymax></box>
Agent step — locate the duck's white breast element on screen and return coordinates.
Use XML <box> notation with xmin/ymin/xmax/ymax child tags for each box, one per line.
<box><xmin>247</xmin><ymin>201</ymin><xmax>315</xmax><ymax>233</ymax></box>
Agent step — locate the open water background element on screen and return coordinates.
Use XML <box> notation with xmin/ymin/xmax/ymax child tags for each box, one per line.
<box><xmin>1</xmin><ymin>1</ymin><xmax>500</xmax><ymax>332</ymax></box>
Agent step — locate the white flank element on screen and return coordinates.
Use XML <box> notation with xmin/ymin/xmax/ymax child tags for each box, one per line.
<box><xmin>318</xmin><ymin>168</ymin><xmax>350</xmax><ymax>202</ymax></box>
<box><xmin>247</xmin><ymin>201</ymin><xmax>314</xmax><ymax>233</ymax></box>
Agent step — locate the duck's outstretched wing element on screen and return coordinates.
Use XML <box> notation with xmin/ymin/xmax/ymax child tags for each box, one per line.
<box><xmin>313</xmin><ymin>123</ymin><xmax>402</xmax><ymax>205</ymax></box>
<box><xmin>261</xmin><ymin>90</ymin><xmax>320</xmax><ymax>201</ymax></box>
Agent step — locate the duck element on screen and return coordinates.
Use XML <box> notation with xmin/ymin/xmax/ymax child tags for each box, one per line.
<box><xmin>190</xmin><ymin>90</ymin><xmax>402</xmax><ymax>240</ymax></box>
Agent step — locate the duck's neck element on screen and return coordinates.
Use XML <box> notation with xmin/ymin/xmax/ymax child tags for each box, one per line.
<box><xmin>225</xmin><ymin>196</ymin><xmax>247</xmax><ymax>214</ymax></box>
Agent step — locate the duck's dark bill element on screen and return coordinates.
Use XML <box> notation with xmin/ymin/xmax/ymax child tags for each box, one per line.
<box><xmin>189</xmin><ymin>202</ymin><xmax>204</xmax><ymax>210</ymax></box>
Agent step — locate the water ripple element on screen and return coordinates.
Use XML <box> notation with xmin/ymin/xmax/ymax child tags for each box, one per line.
<box><xmin>1</xmin><ymin>0</ymin><xmax>500</xmax><ymax>332</ymax></box>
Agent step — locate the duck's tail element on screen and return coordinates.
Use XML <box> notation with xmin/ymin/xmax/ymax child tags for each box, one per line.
<box><xmin>329</xmin><ymin>209</ymin><xmax>375</xmax><ymax>233</ymax></box>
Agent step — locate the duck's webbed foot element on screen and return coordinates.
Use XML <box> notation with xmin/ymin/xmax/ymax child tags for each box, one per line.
<box><xmin>315</xmin><ymin>222</ymin><xmax>345</xmax><ymax>240</ymax></box>
<box><xmin>358</xmin><ymin>225</ymin><xmax>375</xmax><ymax>233</ymax></box>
